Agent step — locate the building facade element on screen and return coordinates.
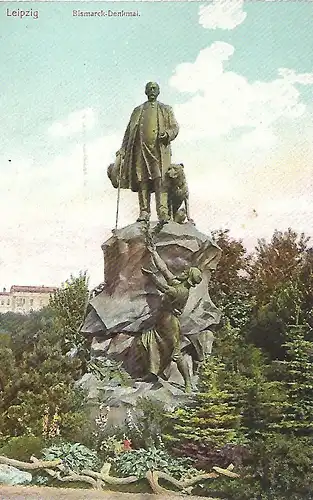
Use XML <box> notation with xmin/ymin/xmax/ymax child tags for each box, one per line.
<box><xmin>0</xmin><ymin>286</ymin><xmax>57</xmax><ymax>314</ymax></box>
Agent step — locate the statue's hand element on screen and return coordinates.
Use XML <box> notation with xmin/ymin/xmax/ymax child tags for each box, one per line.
<box><xmin>142</xmin><ymin>267</ymin><xmax>153</xmax><ymax>276</ymax></box>
<box><xmin>187</xmin><ymin>217</ymin><xmax>195</xmax><ymax>225</ymax></box>
<box><xmin>158</xmin><ymin>132</ymin><xmax>169</xmax><ymax>145</ymax></box>
<box><xmin>146</xmin><ymin>244</ymin><xmax>154</xmax><ymax>254</ymax></box>
<box><xmin>116</xmin><ymin>148</ymin><xmax>125</xmax><ymax>158</ymax></box>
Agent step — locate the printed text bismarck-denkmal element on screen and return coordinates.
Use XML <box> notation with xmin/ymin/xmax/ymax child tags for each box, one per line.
<box><xmin>72</xmin><ymin>10</ymin><xmax>140</xmax><ymax>18</ymax></box>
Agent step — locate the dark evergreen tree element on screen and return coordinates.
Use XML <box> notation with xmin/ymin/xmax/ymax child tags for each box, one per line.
<box><xmin>274</xmin><ymin>323</ymin><xmax>313</xmax><ymax>436</ymax></box>
<box><xmin>164</xmin><ymin>355</ymin><xmax>242</xmax><ymax>449</ymax></box>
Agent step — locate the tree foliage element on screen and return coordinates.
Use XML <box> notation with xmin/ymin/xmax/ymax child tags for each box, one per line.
<box><xmin>49</xmin><ymin>271</ymin><xmax>90</xmax><ymax>354</ymax></box>
<box><xmin>210</xmin><ymin>229</ymin><xmax>252</xmax><ymax>328</ymax></box>
<box><xmin>246</xmin><ymin>229</ymin><xmax>313</xmax><ymax>359</ymax></box>
<box><xmin>0</xmin><ymin>273</ymin><xmax>92</xmax><ymax>446</ymax></box>
<box><xmin>1</xmin><ymin>231</ymin><xmax>313</xmax><ymax>497</ymax></box>
<box><xmin>273</xmin><ymin>323</ymin><xmax>313</xmax><ymax>435</ymax></box>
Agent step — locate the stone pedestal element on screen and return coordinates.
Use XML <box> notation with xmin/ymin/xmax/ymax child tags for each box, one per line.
<box><xmin>82</xmin><ymin>221</ymin><xmax>221</xmax><ymax>336</ymax></box>
<box><xmin>80</xmin><ymin>220</ymin><xmax>221</xmax><ymax>403</ymax></box>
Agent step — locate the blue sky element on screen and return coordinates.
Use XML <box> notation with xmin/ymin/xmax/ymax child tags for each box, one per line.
<box><xmin>1</xmin><ymin>0</ymin><xmax>313</xmax><ymax>287</ymax></box>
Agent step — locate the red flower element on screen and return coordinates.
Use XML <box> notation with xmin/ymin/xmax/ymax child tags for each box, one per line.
<box><xmin>123</xmin><ymin>439</ymin><xmax>132</xmax><ymax>450</ymax></box>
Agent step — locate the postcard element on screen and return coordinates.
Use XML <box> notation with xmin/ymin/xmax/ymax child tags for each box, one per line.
<box><xmin>1</xmin><ymin>1</ymin><xmax>313</xmax><ymax>498</ymax></box>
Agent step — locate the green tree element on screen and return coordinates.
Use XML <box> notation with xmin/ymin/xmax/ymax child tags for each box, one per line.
<box><xmin>213</xmin><ymin>323</ymin><xmax>286</xmax><ymax>441</ymax></box>
<box><xmin>0</xmin><ymin>327</ymin><xmax>88</xmax><ymax>441</ymax></box>
<box><xmin>246</xmin><ymin>229</ymin><xmax>310</xmax><ymax>359</ymax></box>
<box><xmin>299</xmin><ymin>247</ymin><xmax>313</xmax><ymax>328</ymax></box>
<box><xmin>49</xmin><ymin>271</ymin><xmax>90</xmax><ymax>359</ymax></box>
<box><xmin>0</xmin><ymin>273</ymin><xmax>93</xmax><ymax>445</ymax></box>
<box><xmin>248</xmin><ymin>228</ymin><xmax>308</xmax><ymax>306</ymax></box>
<box><xmin>165</xmin><ymin>353</ymin><xmax>242</xmax><ymax>449</ymax></box>
<box><xmin>8</xmin><ymin>307</ymin><xmax>55</xmax><ymax>361</ymax></box>
<box><xmin>214</xmin><ymin>435</ymin><xmax>313</xmax><ymax>500</ymax></box>
<box><xmin>241</xmin><ymin>371</ymin><xmax>286</xmax><ymax>440</ymax></box>
<box><xmin>273</xmin><ymin>323</ymin><xmax>313</xmax><ymax>436</ymax></box>
<box><xmin>210</xmin><ymin>229</ymin><xmax>252</xmax><ymax>329</ymax></box>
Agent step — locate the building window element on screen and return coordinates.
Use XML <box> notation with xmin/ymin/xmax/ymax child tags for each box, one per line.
<box><xmin>7</xmin><ymin>299</ymin><xmax>10</xmax><ymax>305</ymax></box>
<box><xmin>30</xmin><ymin>299</ymin><xmax>34</xmax><ymax>306</ymax></box>
<box><xmin>1</xmin><ymin>300</ymin><xmax>4</xmax><ymax>305</ymax></box>
<box><xmin>22</xmin><ymin>298</ymin><xmax>26</xmax><ymax>305</ymax></box>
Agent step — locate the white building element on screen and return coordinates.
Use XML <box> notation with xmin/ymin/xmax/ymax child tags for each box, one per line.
<box><xmin>0</xmin><ymin>285</ymin><xmax>58</xmax><ymax>314</ymax></box>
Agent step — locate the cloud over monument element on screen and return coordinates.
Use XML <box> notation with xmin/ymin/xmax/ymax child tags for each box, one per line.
<box><xmin>48</xmin><ymin>108</ymin><xmax>97</xmax><ymax>138</ymax></box>
<box><xmin>199</xmin><ymin>0</ymin><xmax>247</xmax><ymax>30</ymax></box>
<box><xmin>170</xmin><ymin>42</ymin><xmax>313</xmax><ymax>144</ymax></box>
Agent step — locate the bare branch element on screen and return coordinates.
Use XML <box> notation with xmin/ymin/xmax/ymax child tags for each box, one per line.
<box><xmin>44</xmin><ymin>468</ymin><xmax>100</xmax><ymax>489</ymax></box>
<box><xmin>157</xmin><ymin>470</ymin><xmax>219</xmax><ymax>488</ymax></box>
<box><xmin>82</xmin><ymin>468</ymin><xmax>138</xmax><ymax>485</ymax></box>
<box><xmin>0</xmin><ymin>455</ymin><xmax>61</xmax><ymax>470</ymax></box>
<box><xmin>0</xmin><ymin>453</ymin><xmax>239</xmax><ymax>496</ymax></box>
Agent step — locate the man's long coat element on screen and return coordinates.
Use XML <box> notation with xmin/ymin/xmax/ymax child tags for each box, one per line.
<box><xmin>119</xmin><ymin>101</ymin><xmax>179</xmax><ymax>192</ymax></box>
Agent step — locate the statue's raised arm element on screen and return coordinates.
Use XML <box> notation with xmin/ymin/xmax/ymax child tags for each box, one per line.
<box><xmin>142</xmin><ymin>221</ymin><xmax>175</xmax><ymax>283</ymax></box>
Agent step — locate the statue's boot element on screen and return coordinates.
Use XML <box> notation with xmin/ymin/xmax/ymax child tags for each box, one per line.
<box><xmin>137</xmin><ymin>185</ymin><xmax>151</xmax><ymax>222</ymax></box>
<box><xmin>137</xmin><ymin>373</ymin><xmax>159</xmax><ymax>383</ymax></box>
<box><xmin>155</xmin><ymin>179</ymin><xmax>169</xmax><ymax>224</ymax></box>
<box><xmin>176</xmin><ymin>356</ymin><xmax>192</xmax><ymax>394</ymax></box>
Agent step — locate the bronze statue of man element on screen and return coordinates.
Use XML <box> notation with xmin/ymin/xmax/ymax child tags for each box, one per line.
<box><xmin>140</xmin><ymin>227</ymin><xmax>203</xmax><ymax>393</ymax></box>
<box><xmin>118</xmin><ymin>82</ymin><xmax>179</xmax><ymax>223</ymax></box>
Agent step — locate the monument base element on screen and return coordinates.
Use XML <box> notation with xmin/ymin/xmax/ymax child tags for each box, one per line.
<box><xmin>81</xmin><ymin>220</ymin><xmax>221</xmax><ymax>392</ymax></box>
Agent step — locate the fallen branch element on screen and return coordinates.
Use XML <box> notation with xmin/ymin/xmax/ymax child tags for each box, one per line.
<box><xmin>213</xmin><ymin>466</ymin><xmax>240</xmax><ymax>478</ymax></box>
<box><xmin>30</xmin><ymin>456</ymin><xmax>101</xmax><ymax>490</ymax></box>
<box><xmin>146</xmin><ymin>464</ymin><xmax>238</xmax><ymax>497</ymax></box>
<box><xmin>146</xmin><ymin>470</ymin><xmax>176</xmax><ymax>495</ymax></box>
<box><xmin>44</xmin><ymin>467</ymin><xmax>101</xmax><ymax>489</ymax></box>
<box><xmin>82</xmin><ymin>462</ymin><xmax>138</xmax><ymax>485</ymax></box>
<box><xmin>0</xmin><ymin>453</ymin><xmax>239</xmax><ymax>495</ymax></box>
<box><xmin>0</xmin><ymin>455</ymin><xmax>61</xmax><ymax>470</ymax></box>
<box><xmin>157</xmin><ymin>470</ymin><xmax>219</xmax><ymax>488</ymax></box>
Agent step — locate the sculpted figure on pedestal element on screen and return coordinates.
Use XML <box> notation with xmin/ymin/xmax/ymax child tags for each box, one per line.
<box><xmin>140</xmin><ymin>225</ymin><xmax>202</xmax><ymax>393</ymax></box>
<box><xmin>80</xmin><ymin>81</ymin><xmax>221</xmax><ymax>404</ymax></box>
<box><xmin>108</xmin><ymin>82</ymin><xmax>179</xmax><ymax>224</ymax></box>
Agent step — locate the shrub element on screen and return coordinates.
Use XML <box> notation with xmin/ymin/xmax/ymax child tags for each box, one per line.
<box><xmin>98</xmin><ymin>435</ymin><xmax>126</xmax><ymax>458</ymax></box>
<box><xmin>124</xmin><ymin>397</ymin><xmax>167</xmax><ymax>449</ymax></box>
<box><xmin>250</xmin><ymin>434</ymin><xmax>313</xmax><ymax>500</ymax></box>
<box><xmin>113</xmin><ymin>447</ymin><xmax>198</xmax><ymax>479</ymax></box>
<box><xmin>206</xmin><ymin>434</ymin><xmax>313</xmax><ymax>500</ymax></box>
<box><xmin>172</xmin><ymin>442</ymin><xmax>250</xmax><ymax>471</ymax></box>
<box><xmin>0</xmin><ymin>435</ymin><xmax>46</xmax><ymax>462</ymax></box>
<box><xmin>42</xmin><ymin>442</ymin><xmax>100</xmax><ymax>473</ymax></box>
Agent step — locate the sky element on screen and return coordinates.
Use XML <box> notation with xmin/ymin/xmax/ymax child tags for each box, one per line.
<box><xmin>1</xmin><ymin>0</ymin><xmax>313</xmax><ymax>288</ymax></box>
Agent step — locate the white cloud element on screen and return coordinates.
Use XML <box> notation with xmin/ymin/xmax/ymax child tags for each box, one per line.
<box><xmin>199</xmin><ymin>0</ymin><xmax>247</xmax><ymax>31</ymax></box>
<box><xmin>48</xmin><ymin>108</ymin><xmax>97</xmax><ymax>138</ymax></box>
<box><xmin>170</xmin><ymin>43</ymin><xmax>312</xmax><ymax>142</ymax></box>
<box><xmin>237</xmin><ymin>126</ymin><xmax>277</xmax><ymax>151</ymax></box>
<box><xmin>0</xmin><ymin>131</ymin><xmax>141</xmax><ymax>288</ymax></box>
<box><xmin>170</xmin><ymin>42</ymin><xmax>234</xmax><ymax>94</ymax></box>
<box><xmin>278</xmin><ymin>68</ymin><xmax>313</xmax><ymax>85</ymax></box>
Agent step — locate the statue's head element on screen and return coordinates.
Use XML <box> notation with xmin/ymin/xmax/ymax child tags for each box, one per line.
<box><xmin>174</xmin><ymin>267</ymin><xmax>202</xmax><ymax>287</ymax></box>
<box><xmin>174</xmin><ymin>208</ymin><xmax>187</xmax><ymax>224</ymax></box>
<box><xmin>187</xmin><ymin>267</ymin><xmax>203</xmax><ymax>287</ymax></box>
<box><xmin>167</xmin><ymin>163</ymin><xmax>184</xmax><ymax>180</ymax></box>
<box><xmin>145</xmin><ymin>82</ymin><xmax>160</xmax><ymax>102</ymax></box>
